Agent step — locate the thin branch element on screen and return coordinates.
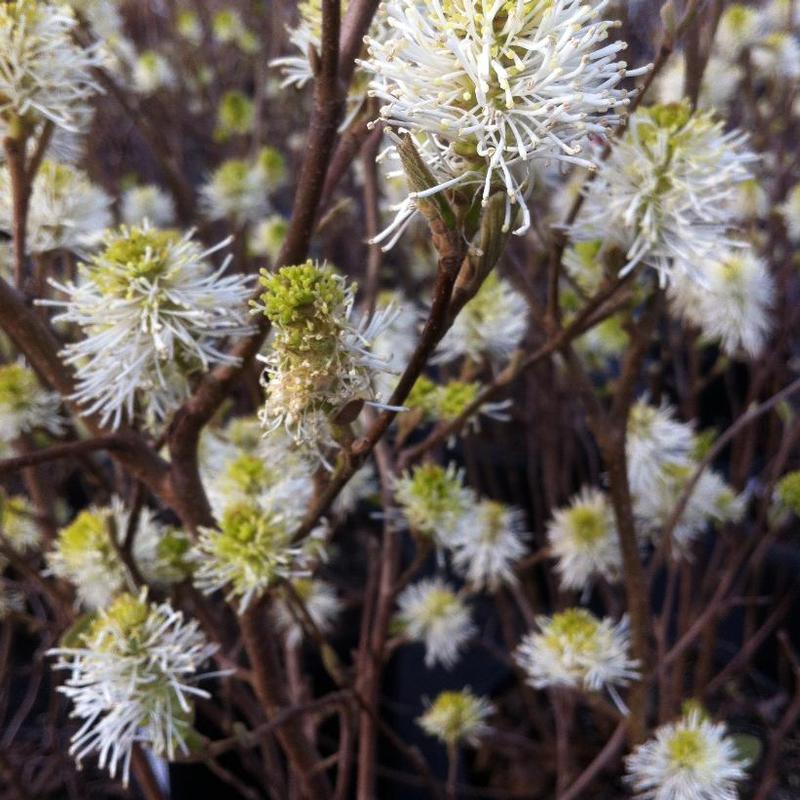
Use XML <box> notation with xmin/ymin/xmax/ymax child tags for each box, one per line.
<box><xmin>0</xmin><ymin>436</ymin><xmax>129</xmax><ymax>477</ymax></box>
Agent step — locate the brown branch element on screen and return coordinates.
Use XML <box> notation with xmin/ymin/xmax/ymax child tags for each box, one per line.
<box><xmin>557</xmin><ymin>721</ymin><xmax>627</xmax><ymax>800</ymax></box>
<box><xmin>0</xmin><ymin>435</ymin><xmax>129</xmax><ymax>477</ymax></box>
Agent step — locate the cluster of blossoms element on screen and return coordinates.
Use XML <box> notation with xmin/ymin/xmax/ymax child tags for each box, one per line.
<box><xmin>272</xmin><ymin>578</ymin><xmax>342</xmax><ymax>646</ymax></box>
<box><xmin>362</xmin><ymin>0</ymin><xmax>648</xmax><ymax>241</ymax></box>
<box><xmin>120</xmin><ymin>184</ymin><xmax>176</xmax><ymax>229</ymax></box>
<box><xmin>0</xmin><ymin>160</ymin><xmax>112</xmax><ymax>255</ymax></box>
<box><xmin>200</xmin><ymin>147</ymin><xmax>286</xmax><ymax>225</ymax></box>
<box><xmin>626</xmin><ymin>401</ymin><xmax>744</xmax><ymax>554</ymax></box>
<box><xmin>0</xmin><ymin>492</ymin><xmax>41</xmax><ymax>564</ymax></box>
<box><xmin>625</xmin><ymin>709</ymin><xmax>749</xmax><ymax>800</ymax></box>
<box><xmin>192</xmin><ymin>501</ymin><xmax>321</xmax><ymax>613</ymax></box>
<box><xmin>0</xmin><ymin>0</ymin><xmax>100</xmax><ymax>135</ymax></box>
<box><xmin>418</xmin><ymin>689</ymin><xmax>493</xmax><ymax>746</ymax></box>
<box><xmin>515</xmin><ymin>607</ymin><xmax>638</xmax><ymax>696</ymax></box>
<box><xmin>0</xmin><ymin>360</ymin><xmax>64</xmax><ymax>443</ymax></box>
<box><xmin>572</xmin><ymin>103</ymin><xmax>757</xmax><ymax>285</ymax></box>
<box><xmin>43</xmin><ymin>224</ymin><xmax>254</xmax><ymax>429</ymax></box>
<box><xmin>256</xmin><ymin>260</ymin><xmax>396</xmax><ymax>458</ymax></box>
<box><xmin>395</xmin><ymin>577</ymin><xmax>475</xmax><ymax>668</ymax></box>
<box><xmin>48</xmin><ymin>497</ymin><xmax>190</xmax><ymax>609</ymax></box>
<box><xmin>434</xmin><ymin>273</ymin><xmax>528</xmax><ymax>365</ymax></box>
<box><xmin>49</xmin><ymin>591</ymin><xmax>218</xmax><ymax>785</ymax></box>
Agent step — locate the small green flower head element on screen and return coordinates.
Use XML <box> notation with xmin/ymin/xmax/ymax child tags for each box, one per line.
<box><xmin>395</xmin><ymin>462</ymin><xmax>473</xmax><ymax>540</ymax></box>
<box><xmin>436</xmin><ymin>380</ymin><xmax>480</xmax><ymax>421</ymax></box>
<box><xmin>0</xmin><ymin>492</ymin><xmax>41</xmax><ymax>558</ymax></box>
<box><xmin>216</xmin><ymin>90</ymin><xmax>254</xmax><ymax>139</ymax></box>
<box><xmin>193</xmin><ymin>502</ymin><xmax>309</xmax><ymax>612</ymax></box>
<box><xmin>406</xmin><ymin>375</ymin><xmax>439</xmax><ymax>416</ymax></box>
<box><xmin>0</xmin><ymin>361</ymin><xmax>40</xmax><ymax>413</ymax></box>
<box><xmin>418</xmin><ymin>689</ymin><xmax>493</xmax><ymax>746</ymax></box>
<box><xmin>176</xmin><ymin>10</ymin><xmax>202</xmax><ymax>43</ymax></box>
<box><xmin>776</xmin><ymin>471</ymin><xmax>800</xmax><ymax>516</ymax></box>
<box><xmin>255</xmin><ymin>146</ymin><xmax>286</xmax><ymax>187</ymax></box>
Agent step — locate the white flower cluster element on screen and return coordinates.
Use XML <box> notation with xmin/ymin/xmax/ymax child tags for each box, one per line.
<box><xmin>49</xmin><ymin>591</ymin><xmax>218</xmax><ymax>785</ymax></box>
<box><xmin>625</xmin><ymin>709</ymin><xmax>748</xmax><ymax>800</ymax></box>
<box><xmin>516</xmin><ymin>607</ymin><xmax>638</xmax><ymax>693</ymax></box>
<box><xmin>396</xmin><ymin>577</ymin><xmax>475</xmax><ymax>668</ymax></box>
<box><xmin>47</xmin><ymin>496</ymin><xmax>190</xmax><ymax>609</ymax></box>
<box><xmin>0</xmin><ymin>1</ymin><xmax>100</xmax><ymax>135</ymax></box>
<box><xmin>572</xmin><ymin>103</ymin><xmax>757</xmax><ymax>285</ymax></box>
<box><xmin>120</xmin><ymin>184</ymin><xmax>176</xmax><ymax>229</ymax></box>
<box><xmin>272</xmin><ymin>578</ymin><xmax>342</xmax><ymax>646</ymax></box>
<box><xmin>0</xmin><ymin>360</ymin><xmax>64</xmax><ymax>442</ymax></box>
<box><xmin>363</xmin><ymin>0</ymin><xmax>648</xmax><ymax>241</ymax></box>
<box><xmin>43</xmin><ymin>224</ymin><xmax>255</xmax><ymax>429</ymax></box>
<box><xmin>0</xmin><ymin>160</ymin><xmax>112</xmax><ymax>255</ymax></box>
<box><xmin>418</xmin><ymin>689</ymin><xmax>493</xmax><ymax>746</ymax></box>
<box><xmin>627</xmin><ymin>401</ymin><xmax>744</xmax><ymax>554</ymax></box>
<box><xmin>434</xmin><ymin>273</ymin><xmax>528</xmax><ymax>365</ymax></box>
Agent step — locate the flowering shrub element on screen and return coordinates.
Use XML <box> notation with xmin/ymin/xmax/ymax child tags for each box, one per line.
<box><xmin>0</xmin><ymin>2</ymin><xmax>798</xmax><ymax>799</ymax></box>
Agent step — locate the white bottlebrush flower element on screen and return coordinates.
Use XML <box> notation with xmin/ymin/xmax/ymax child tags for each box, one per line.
<box><xmin>752</xmin><ymin>32</ymin><xmax>800</xmax><ymax>81</ymax></box>
<box><xmin>418</xmin><ymin>689</ymin><xmax>493</xmax><ymax>746</ymax></box>
<box><xmin>626</xmin><ymin>400</ymin><xmax>695</xmax><ymax>503</ymax></box>
<box><xmin>192</xmin><ymin>502</ymin><xmax>316</xmax><ymax>613</ymax></box>
<box><xmin>434</xmin><ymin>273</ymin><xmax>528</xmax><ymax>365</ymax></box>
<box><xmin>47</xmin><ymin>497</ymin><xmax>188</xmax><ymax>609</ymax></box>
<box><xmin>635</xmin><ymin>464</ymin><xmax>745</xmax><ymax>554</ymax></box>
<box><xmin>394</xmin><ymin>462</ymin><xmax>474</xmax><ymax>544</ymax></box>
<box><xmin>363</xmin><ymin>0</ymin><xmax>647</xmax><ymax>240</ymax></box>
<box><xmin>49</xmin><ymin>591</ymin><xmax>218</xmax><ymax>786</ymax></box>
<box><xmin>715</xmin><ymin>3</ymin><xmax>762</xmax><ymax>56</ymax></box>
<box><xmin>653</xmin><ymin>54</ymin><xmax>743</xmax><ymax>112</ymax></box>
<box><xmin>0</xmin><ymin>493</ymin><xmax>41</xmax><ymax>562</ymax></box>
<box><xmin>272</xmin><ymin>578</ymin><xmax>342</xmax><ymax>647</ymax></box>
<box><xmin>43</xmin><ymin>224</ymin><xmax>255</xmax><ymax>430</ymax></box>
<box><xmin>0</xmin><ymin>1</ymin><xmax>100</xmax><ymax>133</ymax></box>
<box><xmin>120</xmin><ymin>184</ymin><xmax>176</xmax><ymax>228</ymax></box>
<box><xmin>731</xmin><ymin>179</ymin><xmax>769</xmax><ymax>221</ymax></box>
<box><xmin>625</xmin><ymin>710</ymin><xmax>748</xmax><ymax>800</ymax></box>
<box><xmin>396</xmin><ymin>577</ymin><xmax>475</xmax><ymax>669</ymax></box>
<box><xmin>781</xmin><ymin>182</ymin><xmax>800</xmax><ymax>243</ymax></box>
<box><xmin>516</xmin><ymin>608</ymin><xmax>638</xmax><ymax>692</ymax></box>
<box><xmin>201</xmin><ymin>148</ymin><xmax>286</xmax><ymax>225</ymax></box>
<box><xmin>68</xmin><ymin>0</ymin><xmax>124</xmax><ymax>41</ymax></box>
<box><xmin>132</xmin><ymin>50</ymin><xmax>176</xmax><ymax>95</ymax></box>
<box><xmin>667</xmin><ymin>249</ymin><xmax>774</xmax><ymax>358</ymax></box>
<box><xmin>572</xmin><ymin>103</ymin><xmax>756</xmax><ymax>284</ymax></box>
<box><xmin>547</xmin><ymin>487</ymin><xmax>622</xmax><ymax>591</ymax></box>
<box><xmin>0</xmin><ymin>160</ymin><xmax>111</xmax><ymax>255</ymax></box>
<box><xmin>249</xmin><ymin>215</ymin><xmax>288</xmax><ymax>262</ymax></box>
<box><xmin>450</xmin><ymin>500</ymin><xmax>528</xmax><ymax>591</ymax></box>
<box><xmin>256</xmin><ymin>260</ymin><xmax>396</xmax><ymax>458</ymax></box>
<box><xmin>0</xmin><ymin>360</ymin><xmax>64</xmax><ymax>441</ymax></box>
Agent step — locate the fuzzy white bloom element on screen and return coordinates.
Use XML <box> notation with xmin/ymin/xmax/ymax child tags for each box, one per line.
<box><xmin>396</xmin><ymin>577</ymin><xmax>475</xmax><ymax>669</ymax></box>
<box><xmin>43</xmin><ymin>224</ymin><xmax>255</xmax><ymax>430</ymax></box>
<box><xmin>653</xmin><ymin>54</ymin><xmax>743</xmax><ymax>112</ymax></box>
<box><xmin>573</xmin><ymin>103</ymin><xmax>756</xmax><ymax>284</ymax></box>
<box><xmin>0</xmin><ymin>493</ymin><xmax>41</xmax><ymax>563</ymax></box>
<box><xmin>120</xmin><ymin>184</ymin><xmax>176</xmax><ymax>228</ymax></box>
<box><xmin>626</xmin><ymin>401</ymin><xmax>695</xmax><ymax>503</ymax></box>
<box><xmin>634</xmin><ymin>465</ymin><xmax>744</xmax><ymax>554</ymax></box>
<box><xmin>781</xmin><ymin>183</ymin><xmax>800</xmax><ymax>243</ymax></box>
<box><xmin>192</xmin><ymin>502</ymin><xmax>318</xmax><ymax>613</ymax></box>
<box><xmin>201</xmin><ymin>148</ymin><xmax>286</xmax><ymax>225</ymax></box>
<box><xmin>394</xmin><ymin>462</ymin><xmax>474</xmax><ymax>544</ymax></box>
<box><xmin>0</xmin><ymin>360</ymin><xmax>64</xmax><ymax>441</ymax></box>
<box><xmin>731</xmin><ymin>179</ymin><xmax>769</xmax><ymax>221</ymax></box>
<box><xmin>47</xmin><ymin>497</ymin><xmax>189</xmax><ymax>609</ymax></box>
<box><xmin>370</xmin><ymin>291</ymin><xmax>419</xmax><ymax>398</ymax></box>
<box><xmin>418</xmin><ymin>689</ymin><xmax>493</xmax><ymax>745</ymax></box>
<box><xmin>68</xmin><ymin>0</ymin><xmax>124</xmax><ymax>40</ymax></box>
<box><xmin>272</xmin><ymin>578</ymin><xmax>342</xmax><ymax>647</ymax></box>
<box><xmin>715</xmin><ymin>4</ymin><xmax>762</xmax><ymax>56</ymax></box>
<box><xmin>516</xmin><ymin>608</ymin><xmax>638</xmax><ymax>692</ymax></box>
<box><xmin>256</xmin><ymin>261</ymin><xmax>396</xmax><ymax>459</ymax></box>
<box><xmin>625</xmin><ymin>710</ymin><xmax>748</xmax><ymax>800</ymax></box>
<box><xmin>0</xmin><ymin>1</ymin><xmax>100</xmax><ymax>133</ymax></box>
<box><xmin>0</xmin><ymin>160</ymin><xmax>111</xmax><ymax>255</ymax></box>
<box><xmin>547</xmin><ymin>486</ymin><xmax>622</xmax><ymax>591</ymax></box>
<box><xmin>450</xmin><ymin>499</ymin><xmax>528</xmax><ymax>590</ymax></box>
<box><xmin>249</xmin><ymin>215</ymin><xmax>288</xmax><ymax>262</ymax></box>
<box><xmin>49</xmin><ymin>591</ymin><xmax>218</xmax><ymax>786</ymax></box>
<box><xmin>434</xmin><ymin>273</ymin><xmax>528</xmax><ymax>365</ymax></box>
<box><xmin>667</xmin><ymin>249</ymin><xmax>774</xmax><ymax>358</ymax></box>
<box><xmin>363</xmin><ymin>0</ymin><xmax>647</xmax><ymax>240</ymax></box>
<box><xmin>752</xmin><ymin>32</ymin><xmax>800</xmax><ymax>81</ymax></box>
<box><xmin>132</xmin><ymin>50</ymin><xmax>176</xmax><ymax>95</ymax></box>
